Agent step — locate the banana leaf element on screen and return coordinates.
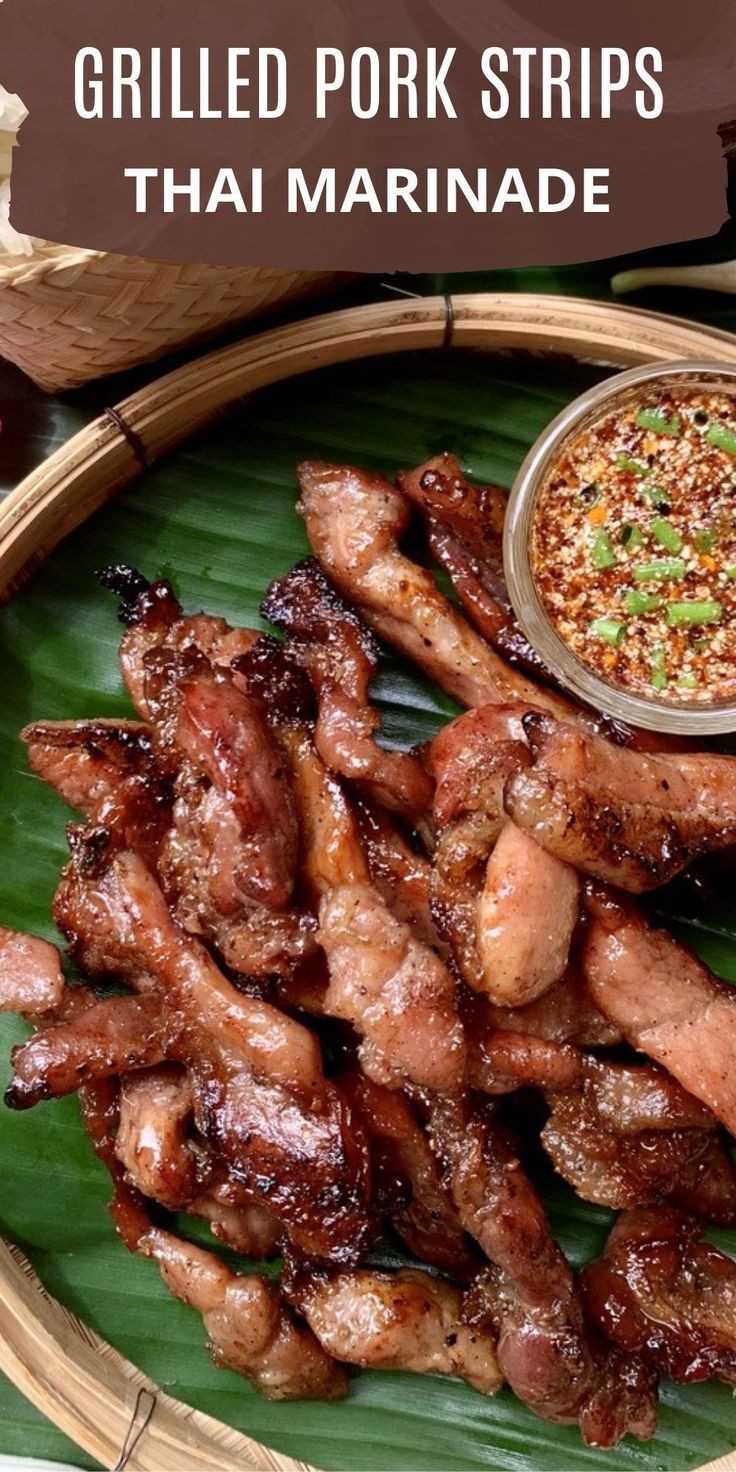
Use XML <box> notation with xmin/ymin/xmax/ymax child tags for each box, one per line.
<box><xmin>2</xmin><ymin>340</ymin><xmax>736</xmax><ymax>1472</ymax></box>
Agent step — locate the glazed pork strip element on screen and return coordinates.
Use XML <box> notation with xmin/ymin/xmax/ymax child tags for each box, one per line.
<box><xmin>150</xmin><ymin>649</ymin><xmax>301</xmax><ymax>934</ymax></box>
<box><xmin>98</xmin><ymin>565</ymin><xmax>260</xmax><ymax>718</ymax></box>
<box><xmin>432</xmin><ymin>1096</ymin><xmax>658</xmax><ymax>1444</ymax></box>
<box><xmin>506</xmin><ymin>712</ymin><xmax>736</xmax><ymax>892</ymax></box>
<box><xmin>170</xmin><ymin>668</ymin><xmax>298</xmax><ymax>910</ymax></box>
<box><xmin>428</xmin><ymin>1094</ymin><xmax>595</xmax><ymax>1424</ymax></box>
<box><xmin>100</xmin><ymin>567</ymin><xmax>311</xmax><ymax>975</ymax></box>
<box><xmin>77</xmin><ymin>1075</ymin><xmax>156</xmax><ymax>1252</ymax></box>
<box><xmin>115</xmin><ymin>1063</ymin><xmax>283</xmax><ymax>1253</ymax></box>
<box><xmin>161</xmin><ymin>762</ymin><xmax>316</xmax><ymax>979</ymax></box>
<box><xmin>540</xmin><ymin>1058</ymin><xmax>736</xmax><ymax>1219</ymax></box>
<box><xmin>582</xmin><ymin>1058</ymin><xmax>717</xmax><ymax>1134</ymax></box>
<box><xmin>398</xmin><ymin>453</ymin><xmax>546</xmax><ymax>677</ymax></box>
<box><xmin>0</xmin><ymin>925</ymin><xmax>65</xmax><ymax>1015</ymax></box>
<box><xmin>543</xmin><ymin>1084</ymin><xmax>736</xmax><ymax>1222</ymax></box>
<box><xmin>250</xmin><ymin>628</ymin><xmax>446</xmax><ymax>920</ymax></box>
<box><xmin>353</xmin><ymin>799</ymin><xmax>447</xmax><ymax>955</ymax></box>
<box><xmin>466</xmin><ymin>968</ymin><xmax>622</xmax><ymax>1049</ymax></box>
<box><xmin>429</xmin><ymin>705</ymin><xmax>580</xmax><ymax>1002</ymax></box>
<box><xmin>400</xmin><ymin>452</ymin><xmax>507</xmax><ymax>548</ymax></box>
<box><xmin>5</xmin><ymin>992</ymin><xmax>167</xmax><ymax>1109</ymax></box>
<box><xmin>53</xmin><ymin>831</ymin><xmax>374</xmax><ymax>1262</ymax></box>
<box><xmin>287</xmin><ymin>1265</ymin><xmax>501</xmax><ymax>1394</ymax></box>
<box><xmin>79</xmin><ymin>1073</ymin><xmax>302</xmax><ymax>1396</ymax></box>
<box><xmin>115</xmin><ymin>1063</ymin><xmax>208</xmax><ymax>1209</ymax></box>
<box><xmin>340</xmin><ymin>1069</ymin><xmax>474</xmax><ymax>1277</ymax></box>
<box><xmin>262</xmin><ymin>557</ymin><xmax>434</xmax><ymax>825</ymax></box>
<box><xmin>583</xmin><ymin>885</ymin><xmax>736</xmax><ymax>1135</ymax></box>
<box><xmin>296</xmin><ymin>460</ymin><xmax>575</xmax><ymax>716</ymax></box>
<box><xmin>476</xmin><ymin>821</ymin><xmax>580</xmax><ymax>1007</ymax></box>
<box><xmin>141</xmin><ymin>1227</ymin><xmax>348</xmax><ymax>1401</ymax></box>
<box><xmin>56</xmin><ymin>837</ymin><xmax>322</xmax><ymax>1097</ymax></box>
<box><xmin>187</xmin><ymin>1181</ymin><xmax>282</xmax><ymax>1259</ymax></box>
<box><xmin>571</xmin><ymin>1341</ymin><xmax>658</xmax><ymax>1449</ymax></box>
<box><xmin>22</xmin><ymin>719</ymin><xmax>173</xmax><ymax>869</ymax></box>
<box><xmin>468</xmin><ymin>1029</ymin><xmax>583</xmax><ymax>1095</ymax></box>
<box><xmin>672</xmin><ymin>1139</ymin><xmax>736</xmax><ymax>1225</ymax></box>
<box><xmin>297</xmin><ymin>462</ymin><xmax>686</xmax><ymax>763</ymax></box>
<box><xmin>430</xmin><ymin>704</ymin><xmax>530</xmax><ymax>831</ymax></box>
<box><xmin>582</xmin><ymin>1207</ymin><xmax>736</xmax><ymax>1386</ymax></box>
<box><xmin>281</xmin><ymin>723</ymin><xmax>466</xmax><ymax>1093</ymax></box>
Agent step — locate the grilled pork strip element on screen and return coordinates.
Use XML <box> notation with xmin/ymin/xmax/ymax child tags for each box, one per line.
<box><xmin>506</xmin><ymin>712</ymin><xmax>736</xmax><ymax>891</ymax></box>
<box><xmin>583</xmin><ymin>885</ymin><xmax>736</xmax><ymax>1135</ymax></box>
<box><xmin>53</xmin><ymin>831</ymin><xmax>374</xmax><ymax>1263</ymax></box>
<box><xmin>262</xmin><ymin>557</ymin><xmax>434</xmax><ymax>824</ymax></box>
<box><xmin>0</xmin><ymin>925</ymin><xmax>65</xmax><ymax>1016</ymax></box>
<box><xmin>142</xmin><ymin>1227</ymin><xmax>349</xmax><ymax>1400</ymax></box>
<box><xmin>282</xmin><ymin>725</ymin><xmax>466</xmax><ymax>1093</ymax></box>
<box><xmin>23</xmin><ymin>719</ymin><xmax>173</xmax><ymax>868</ymax></box>
<box><xmin>582</xmin><ymin>1207</ymin><xmax>736</xmax><ymax>1386</ymax></box>
<box><xmin>5</xmin><ymin>993</ymin><xmax>167</xmax><ymax>1109</ymax></box>
<box><xmin>399</xmin><ymin>453</ymin><xmax>546</xmax><ymax>677</ymax></box>
<box><xmin>297</xmin><ymin>460</ymin><xmax>572</xmax><ymax>714</ymax></box>
<box><xmin>430</xmin><ymin>705</ymin><xmax>579</xmax><ymax>1000</ymax></box>
<box><xmin>288</xmin><ymin>1264</ymin><xmax>502</xmax><ymax>1394</ymax></box>
<box><xmin>340</xmin><ymin>1069</ymin><xmax>474</xmax><ymax>1276</ymax></box>
<box><xmin>429</xmin><ymin>1095</ymin><xmax>596</xmax><ymax>1424</ymax></box>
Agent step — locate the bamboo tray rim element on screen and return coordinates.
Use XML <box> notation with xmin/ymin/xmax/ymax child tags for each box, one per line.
<box><xmin>3</xmin><ymin>290</ymin><xmax>736</xmax><ymax>1472</ymax></box>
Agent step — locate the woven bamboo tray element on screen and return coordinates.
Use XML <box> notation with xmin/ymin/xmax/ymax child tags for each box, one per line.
<box><xmin>0</xmin><ymin>247</ymin><xmax>348</xmax><ymax>392</ymax></box>
<box><xmin>2</xmin><ymin>292</ymin><xmax>736</xmax><ymax>1472</ymax></box>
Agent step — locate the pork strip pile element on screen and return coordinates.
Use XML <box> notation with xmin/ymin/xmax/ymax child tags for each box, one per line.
<box><xmin>4</xmin><ymin>451</ymin><xmax>736</xmax><ymax>1442</ymax></box>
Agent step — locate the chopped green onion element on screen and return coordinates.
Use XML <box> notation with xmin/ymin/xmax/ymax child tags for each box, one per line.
<box><xmin>651</xmin><ymin>644</ymin><xmax>667</xmax><ymax>670</ymax></box>
<box><xmin>616</xmin><ymin>454</ymin><xmax>648</xmax><ymax>476</ymax></box>
<box><xmin>640</xmin><ymin>483</ymin><xmax>671</xmax><ymax>512</ymax></box>
<box><xmin>635</xmin><ymin>408</ymin><xmax>682</xmax><ymax>436</ymax></box>
<box><xmin>591</xmin><ymin>529</ymin><xmax>616</xmax><ymax>570</ymax></box>
<box><xmin>633</xmin><ymin>558</ymin><xmax>686</xmax><ymax>583</ymax></box>
<box><xmin>650</xmin><ymin>669</ymin><xmax>668</xmax><ymax>692</ymax></box>
<box><xmin>589</xmin><ymin>617</ymin><xmax>626</xmax><ymax>646</ymax></box>
<box><xmin>694</xmin><ymin>528</ymin><xmax>717</xmax><ymax>554</ymax></box>
<box><xmin>650</xmin><ymin>517</ymin><xmax>683</xmax><ymax>554</ymax></box>
<box><xmin>665</xmin><ymin>599</ymin><xmax>723</xmax><ymax>628</ymax></box>
<box><xmin>621</xmin><ymin>523</ymin><xmax>646</xmax><ymax>549</ymax></box>
<box><xmin>676</xmin><ymin>673</ymin><xmax>699</xmax><ymax>689</ymax></box>
<box><xmin>623</xmin><ymin>590</ymin><xmax>660</xmax><ymax>615</ymax></box>
<box><xmin>706</xmin><ymin>423</ymin><xmax>736</xmax><ymax>456</ymax></box>
<box><xmin>726</xmin><ymin>566</ymin><xmax>736</xmax><ymax>581</ymax></box>
<box><xmin>693</xmin><ymin>638</ymin><xmax>710</xmax><ymax>653</ymax></box>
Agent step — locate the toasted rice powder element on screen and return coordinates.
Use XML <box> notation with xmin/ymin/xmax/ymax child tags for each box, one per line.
<box><xmin>531</xmin><ymin>387</ymin><xmax>736</xmax><ymax>704</ymax></box>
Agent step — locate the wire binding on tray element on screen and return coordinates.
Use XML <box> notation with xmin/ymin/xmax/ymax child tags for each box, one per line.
<box><xmin>442</xmin><ymin>293</ymin><xmax>455</xmax><ymax>349</ymax></box>
<box><xmin>379</xmin><ymin>280</ymin><xmax>455</xmax><ymax>349</ymax></box>
<box><xmin>104</xmin><ymin>406</ymin><xmax>150</xmax><ymax>470</ymax></box>
<box><xmin>112</xmin><ymin>1386</ymin><xmax>157</xmax><ymax>1470</ymax></box>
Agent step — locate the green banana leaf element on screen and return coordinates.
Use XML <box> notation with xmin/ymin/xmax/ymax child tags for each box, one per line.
<box><xmin>2</xmin><ymin>321</ymin><xmax>736</xmax><ymax>1472</ymax></box>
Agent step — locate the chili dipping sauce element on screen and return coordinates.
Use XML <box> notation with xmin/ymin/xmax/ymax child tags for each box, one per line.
<box><xmin>531</xmin><ymin>386</ymin><xmax>736</xmax><ymax>704</ymax></box>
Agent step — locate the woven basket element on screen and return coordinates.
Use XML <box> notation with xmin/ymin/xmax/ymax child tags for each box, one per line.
<box><xmin>0</xmin><ymin>245</ymin><xmax>348</xmax><ymax>392</ymax></box>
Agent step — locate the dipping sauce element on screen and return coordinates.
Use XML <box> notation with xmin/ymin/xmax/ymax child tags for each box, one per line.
<box><xmin>531</xmin><ymin>386</ymin><xmax>736</xmax><ymax>704</ymax></box>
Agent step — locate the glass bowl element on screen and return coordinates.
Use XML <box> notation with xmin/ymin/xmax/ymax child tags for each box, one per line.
<box><xmin>503</xmin><ymin>360</ymin><xmax>736</xmax><ymax>735</ymax></box>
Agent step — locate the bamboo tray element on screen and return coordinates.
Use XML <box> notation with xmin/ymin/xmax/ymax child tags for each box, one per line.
<box><xmin>3</xmin><ymin>292</ymin><xmax>736</xmax><ymax>1472</ymax></box>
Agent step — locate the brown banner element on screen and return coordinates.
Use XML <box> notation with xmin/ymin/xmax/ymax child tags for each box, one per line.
<box><xmin>0</xmin><ymin>0</ymin><xmax>733</xmax><ymax>270</ymax></box>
